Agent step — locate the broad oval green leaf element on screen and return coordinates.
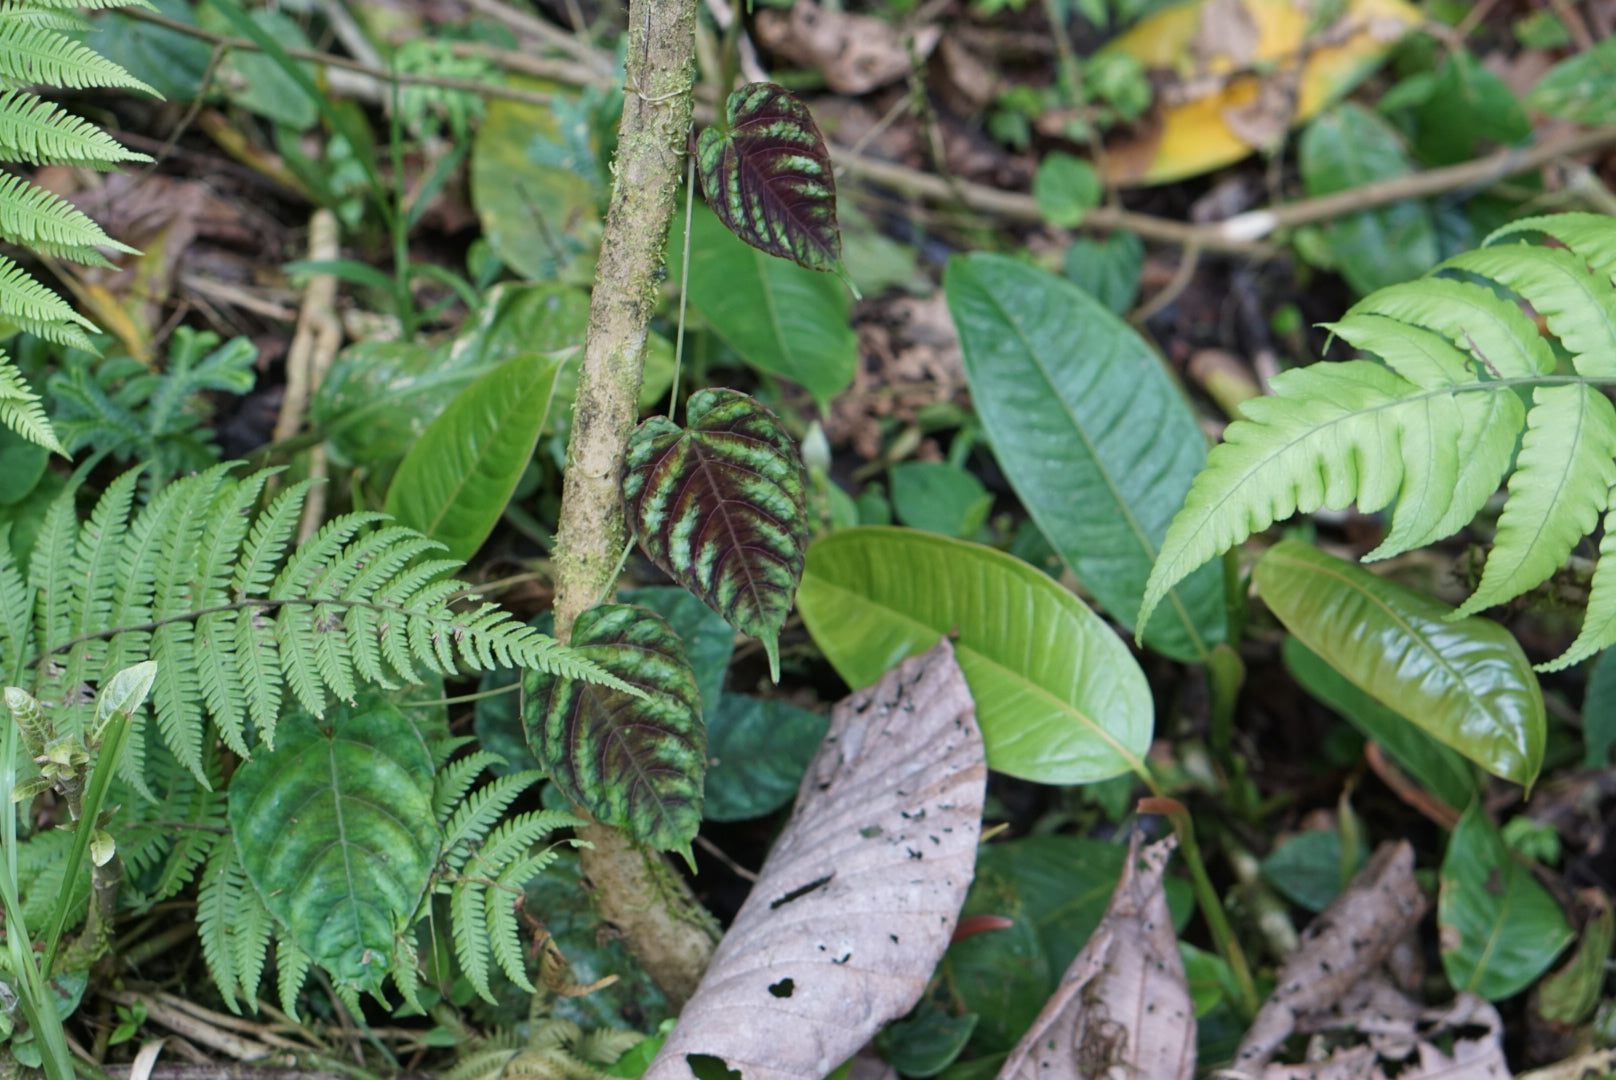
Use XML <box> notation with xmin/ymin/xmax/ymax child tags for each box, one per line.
<box><xmin>471</xmin><ymin>91</ymin><xmax>601</xmax><ymax>285</ymax></box>
<box><xmin>1439</xmin><ymin>803</ymin><xmax>1572</xmax><ymax>1000</ymax></box>
<box><xmin>682</xmin><ymin>202</ymin><xmax>857</xmax><ymax>410</ymax></box>
<box><xmin>696</xmin><ymin>81</ymin><xmax>842</xmax><ymax>273</ymax></box>
<box><xmin>1282</xmin><ymin>637</ymin><xmax>1478</xmax><ymax>813</ymax></box>
<box><xmin>623</xmin><ymin>389</ymin><xmax>808</xmax><ymax>681</ymax></box>
<box><xmin>945</xmin><ymin>254</ymin><xmax>1226</xmax><ymax>663</ymax></box>
<box><xmin>797</xmin><ymin>526</ymin><xmax>1152</xmax><ymax>783</ymax></box>
<box><xmin>1298</xmin><ymin>104</ymin><xmax>1439</xmax><ymax>295</ymax></box>
<box><xmin>1254</xmin><ymin>540</ymin><xmax>1544</xmax><ymax>786</ymax></box>
<box><xmin>703</xmin><ymin>695</ymin><xmax>827</xmax><ymax>822</ymax></box>
<box><xmin>524</xmin><ymin>604</ymin><xmax>706</xmax><ymax>853</ymax></box>
<box><xmin>384</xmin><ymin>353</ymin><xmax>563</xmax><ymax>563</ymax></box>
<box><xmin>227</xmin><ymin>698</ymin><xmax>439</xmax><ymax>994</ymax></box>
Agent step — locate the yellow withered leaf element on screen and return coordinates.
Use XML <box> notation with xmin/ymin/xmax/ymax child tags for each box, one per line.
<box><xmin>1099</xmin><ymin>0</ymin><xmax>1421</xmax><ymax>186</ymax></box>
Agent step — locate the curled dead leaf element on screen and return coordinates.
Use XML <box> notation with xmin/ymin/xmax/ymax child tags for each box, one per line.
<box><xmin>753</xmin><ymin>0</ymin><xmax>941</xmax><ymax>95</ymax></box>
<box><xmin>643</xmin><ymin>640</ymin><xmax>986</xmax><ymax>1080</ymax></box>
<box><xmin>997</xmin><ymin>834</ymin><xmax>1195</xmax><ymax>1080</ymax></box>
<box><xmin>1236</xmin><ymin>841</ymin><xmax>1429</xmax><ymax>1071</ymax></box>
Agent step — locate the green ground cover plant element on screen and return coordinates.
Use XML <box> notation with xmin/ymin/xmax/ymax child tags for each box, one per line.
<box><xmin>0</xmin><ymin>1</ymin><xmax>1613</xmax><ymax>1078</ymax></box>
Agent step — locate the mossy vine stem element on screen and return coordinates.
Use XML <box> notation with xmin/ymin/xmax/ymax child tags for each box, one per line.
<box><xmin>547</xmin><ymin>0</ymin><xmax>720</xmax><ymax>1006</ymax></box>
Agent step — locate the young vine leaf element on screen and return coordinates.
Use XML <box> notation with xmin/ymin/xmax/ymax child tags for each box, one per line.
<box><xmin>622</xmin><ymin>388</ymin><xmax>809</xmax><ymax>681</ymax></box>
<box><xmin>524</xmin><ymin>604</ymin><xmax>705</xmax><ymax>855</ymax></box>
<box><xmin>696</xmin><ymin>81</ymin><xmax>845</xmax><ymax>279</ymax></box>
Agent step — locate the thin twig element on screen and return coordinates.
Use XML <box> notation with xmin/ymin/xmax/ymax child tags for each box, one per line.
<box><xmin>461</xmin><ymin>0</ymin><xmax>615</xmax><ymax>77</ymax></box>
<box><xmin>1131</xmin><ymin>242</ymin><xmax>1200</xmax><ymax>325</ymax></box>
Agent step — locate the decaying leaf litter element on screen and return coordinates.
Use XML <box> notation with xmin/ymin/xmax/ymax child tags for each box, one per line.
<box><xmin>12</xmin><ymin>0</ymin><xmax>1616</xmax><ymax>1075</ymax></box>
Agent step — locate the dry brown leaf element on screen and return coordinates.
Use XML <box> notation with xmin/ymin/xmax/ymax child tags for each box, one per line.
<box><xmin>829</xmin><ymin>293</ymin><xmax>967</xmax><ymax>461</ymax></box>
<box><xmin>643</xmin><ymin>640</ymin><xmax>986</xmax><ymax>1080</ymax></box>
<box><xmin>998</xmin><ymin>834</ymin><xmax>1195</xmax><ymax>1080</ymax></box>
<box><xmin>1235</xmin><ymin>840</ymin><xmax>1428</xmax><ymax>1071</ymax></box>
<box><xmin>1255</xmin><ymin>993</ymin><xmax>1510</xmax><ymax>1080</ymax></box>
<box><xmin>753</xmin><ymin>0</ymin><xmax>941</xmax><ymax>95</ymax></box>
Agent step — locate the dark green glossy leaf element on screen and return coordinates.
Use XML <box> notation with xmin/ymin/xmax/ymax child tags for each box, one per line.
<box><xmin>937</xmin><ymin>869</ymin><xmax>1049</xmax><ymax>1053</ymax></box>
<box><xmin>1064</xmin><ymin>232</ymin><xmax>1143</xmax><ymax>316</ymax></box>
<box><xmin>0</xmin><ymin>426</ymin><xmax>47</xmax><ymax>504</ymax></box>
<box><xmin>703</xmin><ymin>695</ymin><xmax>826</xmax><ymax>822</ymax></box>
<box><xmin>798</xmin><ymin>527</ymin><xmax>1153</xmax><ymax>784</ymax></box>
<box><xmin>1255</xmin><ymin>540</ymin><xmax>1544</xmax><ymax>786</ymax></box>
<box><xmin>889</xmin><ymin>462</ymin><xmax>992</xmax><ymax>539</ymax></box>
<box><xmin>1536</xmin><ymin>891</ymin><xmax>1613</xmax><ymax>1024</ymax></box>
<box><xmin>227</xmin><ymin>697</ymin><xmax>439</xmax><ymax>994</ymax></box>
<box><xmin>1299</xmin><ymin>104</ymin><xmax>1439</xmax><ymax>295</ymax></box>
<box><xmin>384</xmin><ymin>353</ymin><xmax>562</xmax><ymax>562</ymax></box>
<box><xmin>623</xmin><ymin>389</ymin><xmax>808</xmax><ymax>681</ymax></box>
<box><xmin>92</xmin><ymin>0</ymin><xmax>213</xmax><ymax>101</ymax></box>
<box><xmin>1439</xmin><ymin>804</ymin><xmax>1572</xmax><ymax>1000</ymax></box>
<box><xmin>1283</xmin><ymin>637</ymin><xmax>1479</xmax><ymax>812</ymax></box>
<box><xmin>696</xmin><ymin>82</ymin><xmax>841</xmax><ymax>273</ymax></box>
<box><xmin>681</xmin><ymin>202</ymin><xmax>857</xmax><ymax>410</ymax></box>
<box><xmin>1410</xmin><ymin>51</ymin><xmax>1529</xmax><ymax>167</ymax></box>
<box><xmin>620</xmin><ymin>586</ymin><xmax>734</xmax><ymax>716</ymax></box>
<box><xmin>1259</xmin><ymin>830</ymin><xmax>1366</xmax><ymax>913</ymax></box>
<box><xmin>524</xmin><ymin>604</ymin><xmax>705</xmax><ymax>852</ymax></box>
<box><xmin>1581</xmin><ymin>648</ymin><xmax>1616</xmax><ymax>768</ymax></box>
<box><xmin>945</xmin><ymin>254</ymin><xmax>1226</xmax><ymax>662</ymax></box>
<box><xmin>876</xmin><ymin>999</ymin><xmax>978</xmax><ymax>1077</ymax></box>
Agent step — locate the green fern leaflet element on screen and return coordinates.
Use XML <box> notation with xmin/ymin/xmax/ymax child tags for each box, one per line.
<box><xmin>1</xmin><ymin>463</ymin><xmax>631</xmax><ymax>789</ymax></box>
<box><xmin>1141</xmin><ymin>212</ymin><xmax>1616</xmax><ymax>672</ymax></box>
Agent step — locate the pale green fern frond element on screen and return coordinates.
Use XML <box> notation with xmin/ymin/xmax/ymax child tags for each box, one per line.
<box><xmin>196</xmin><ymin>834</ymin><xmax>275</xmax><ymax>1015</ymax></box>
<box><xmin>1141</xmin><ymin>211</ymin><xmax>1616</xmax><ymax>673</ymax></box>
<box><xmin>0</xmin><ymin>89</ymin><xmax>148</xmax><ymax>165</ymax></box>
<box><xmin>0</xmin><ymin>350</ymin><xmax>63</xmax><ymax>453</ymax></box>
<box><xmin>7</xmin><ymin>465</ymin><xmax>633</xmax><ymax>784</ymax></box>
<box><xmin>439</xmin><ymin>768</ymin><xmax>579</xmax><ymax>1002</ymax></box>
<box><xmin>0</xmin><ymin>17</ymin><xmax>154</xmax><ymax>93</ymax></box>
<box><xmin>275</xmin><ymin>927</ymin><xmax>312</xmax><ymax>1021</ymax></box>
<box><xmin>0</xmin><ymin>254</ymin><xmax>95</xmax><ymax>347</ymax></box>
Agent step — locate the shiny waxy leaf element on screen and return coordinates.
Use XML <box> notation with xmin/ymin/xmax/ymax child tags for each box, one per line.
<box><xmin>681</xmin><ymin>203</ymin><xmax>857</xmax><ymax>410</ymax></box>
<box><xmin>623</xmin><ymin>389</ymin><xmax>808</xmax><ymax>681</ymax></box>
<box><xmin>1439</xmin><ymin>804</ymin><xmax>1572</xmax><ymax>1000</ymax></box>
<box><xmin>1254</xmin><ymin>540</ymin><xmax>1544</xmax><ymax>786</ymax></box>
<box><xmin>523</xmin><ymin>604</ymin><xmax>705</xmax><ymax>853</ymax></box>
<box><xmin>384</xmin><ymin>353</ymin><xmax>563</xmax><ymax>562</ymax></box>
<box><xmin>226</xmin><ymin>698</ymin><xmax>439</xmax><ymax>995</ymax></box>
<box><xmin>797</xmin><ymin>527</ymin><xmax>1152</xmax><ymax>784</ymax></box>
<box><xmin>945</xmin><ymin>254</ymin><xmax>1226</xmax><ymax>662</ymax></box>
<box><xmin>696</xmin><ymin>81</ymin><xmax>842</xmax><ymax>274</ymax></box>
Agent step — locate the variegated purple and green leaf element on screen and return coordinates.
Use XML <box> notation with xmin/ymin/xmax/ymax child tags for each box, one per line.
<box><xmin>622</xmin><ymin>389</ymin><xmax>809</xmax><ymax>681</ymax></box>
<box><xmin>523</xmin><ymin>603</ymin><xmax>705</xmax><ymax>853</ymax></box>
<box><xmin>696</xmin><ymin>81</ymin><xmax>843</xmax><ymax>275</ymax></box>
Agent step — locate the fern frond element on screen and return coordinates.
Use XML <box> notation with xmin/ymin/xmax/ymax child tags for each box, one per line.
<box><xmin>0</xmin><ymin>18</ymin><xmax>155</xmax><ymax>94</ymax></box>
<box><xmin>0</xmin><ymin>89</ymin><xmax>148</xmax><ymax>167</ymax></box>
<box><xmin>11</xmin><ymin>466</ymin><xmax>629</xmax><ymax>779</ymax></box>
<box><xmin>441</xmin><ymin>770</ymin><xmax>546</xmax><ymax>868</ymax></box>
<box><xmin>391</xmin><ymin>933</ymin><xmax>425</xmax><ymax>1014</ymax></box>
<box><xmin>275</xmin><ymin>927</ymin><xmax>312</xmax><ymax>1021</ymax></box>
<box><xmin>0</xmin><ymin>9</ymin><xmax>91</xmax><ymax>32</ymax></box>
<box><xmin>17</xmin><ymin>0</ymin><xmax>156</xmax><ymax>11</ymax></box>
<box><xmin>0</xmin><ymin>525</ymin><xmax>33</xmax><ymax>679</ymax></box>
<box><xmin>444</xmin><ymin>1035</ymin><xmax>526</xmax><ymax>1080</ymax></box>
<box><xmin>1143</xmin><ymin>211</ymin><xmax>1616</xmax><ymax>672</ymax></box>
<box><xmin>0</xmin><ymin>350</ymin><xmax>62</xmax><ymax>453</ymax></box>
<box><xmin>451</xmin><ymin>871</ymin><xmax>494</xmax><ymax>1002</ymax></box>
<box><xmin>433</xmin><ymin>750</ymin><xmax>507</xmax><ymax>823</ymax></box>
<box><xmin>112</xmin><ymin>742</ymin><xmax>225</xmax><ymax>905</ymax></box>
<box><xmin>0</xmin><ymin>253</ymin><xmax>95</xmax><ymax>348</ymax></box>
<box><xmin>575</xmin><ymin>1029</ymin><xmax>643</xmax><ymax>1067</ymax></box>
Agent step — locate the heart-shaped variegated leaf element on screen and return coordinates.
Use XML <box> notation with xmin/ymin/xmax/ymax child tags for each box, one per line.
<box><xmin>622</xmin><ymin>389</ymin><xmax>809</xmax><ymax>680</ymax></box>
<box><xmin>524</xmin><ymin>604</ymin><xmax>705</xmax><ymax>853</ymax></box>
<box><xmin>696</xmin><ymin>81</ymin><xmax>842</xmax><ymax>274</ymax></box>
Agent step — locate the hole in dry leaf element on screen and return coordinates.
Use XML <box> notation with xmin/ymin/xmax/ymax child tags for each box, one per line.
<box><xmin>768</xmin><ymin>978</ymin><xmax>795</xmax><ymax>998</ymax></box>
<box><xmin>686</xmin><ymin>1053</ymin><xmax>742</xmax><ymax>1080</ymax></box>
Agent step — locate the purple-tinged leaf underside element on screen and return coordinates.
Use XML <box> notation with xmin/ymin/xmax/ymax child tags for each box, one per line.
<box><xmin>622</xmin><ymin>389</ymin><xmax>809</xmax><ymax>681</ymax></box>
<box><xmin>696</xmin><ymin>81</ymin><xmax>843</xmax><ymax>274</ymax></box>
<box><xmin>523</xmin><ymin>604</ymin><xmax>705</xmax><ymax>853</ymax></box>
